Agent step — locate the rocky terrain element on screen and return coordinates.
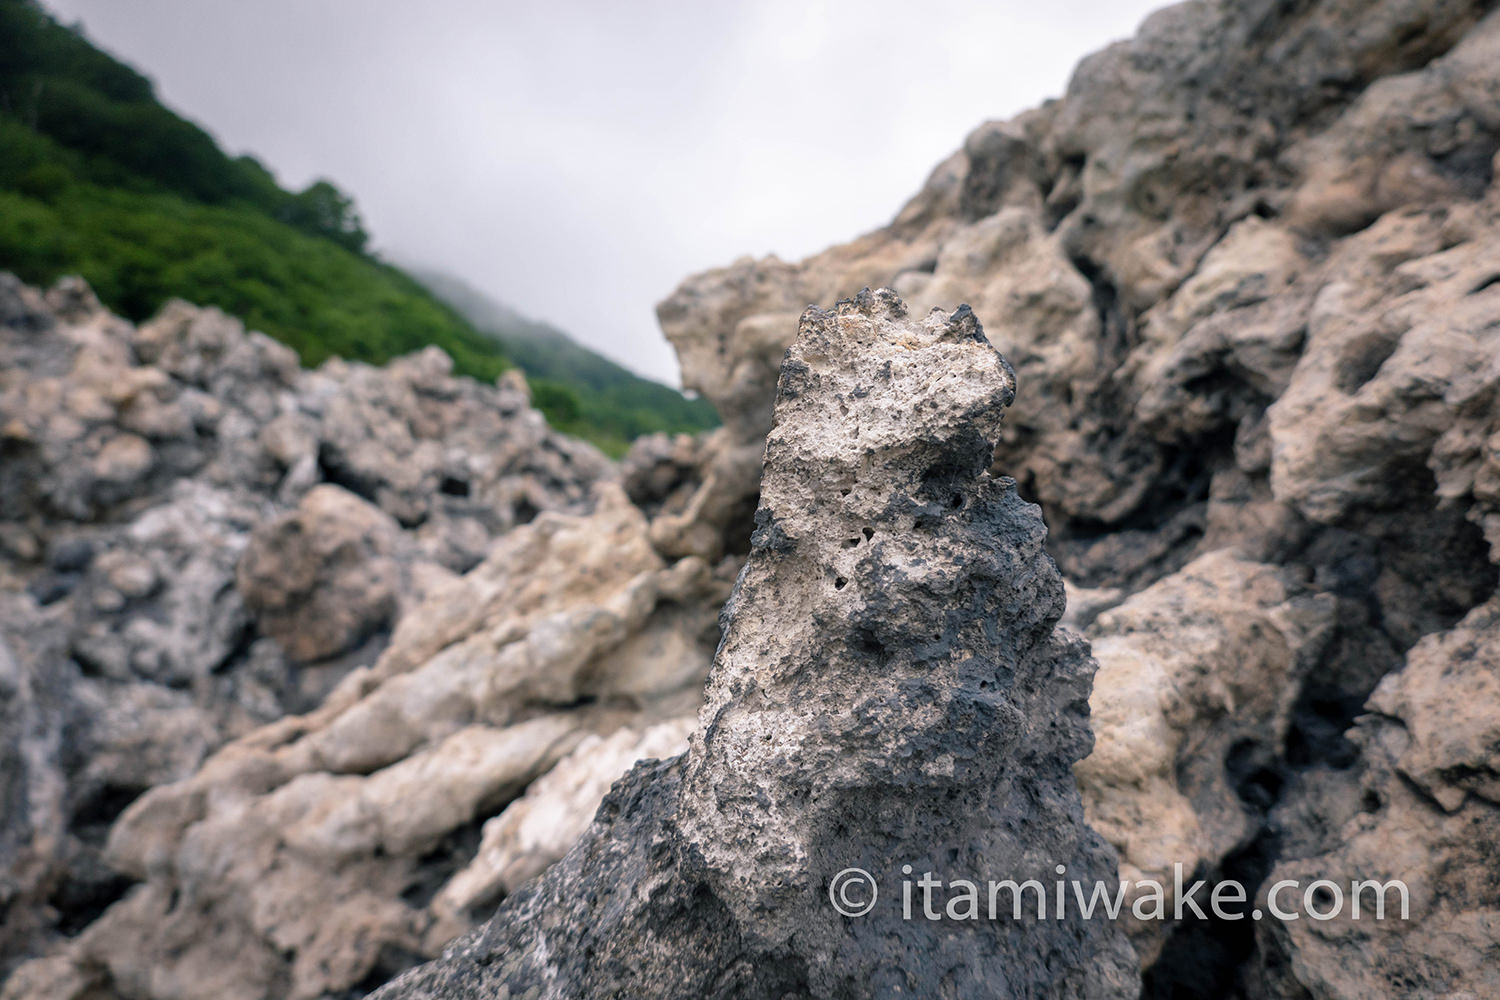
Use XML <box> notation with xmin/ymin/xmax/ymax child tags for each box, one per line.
<box><xmin>652</xmin><ymin>1</ymin><xmax>1500</xmax><ymax>993</ymax></box>
<box><xmin>0</xmin><ymin>279</ymin><xmax>638</xmax><ymax>991</ymax></box>
<box><xmin>3</xmin><ymin>0</ymin><xmax>1500</xmax><ymax>997</ymax></box>
<box><xmin>373</xmin><ymin>289</ymin><xmax>1141</xmax><ymax>1000</ymax></box>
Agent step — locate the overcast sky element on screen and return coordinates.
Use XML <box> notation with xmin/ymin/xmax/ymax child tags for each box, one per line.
<box><xmin>41</xmin><ymin>0</ymin><xmax>1163</xmax><ymax>385</ymax></box>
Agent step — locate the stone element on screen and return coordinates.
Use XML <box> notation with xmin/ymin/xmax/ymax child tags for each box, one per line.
<box><xmin>236</xmin><ymin>483</ymin><xmax>404</xmax><ymax>663</ymax></box>
<box><xmin>430</xmin><ymin>716</ymin><xmax>696</xmax><ymax>933</ymax></box>
<box><xmin>372</xmin><ymin>291</ymin><xmax>1140</xmax><ymax>1000</ymax></box>
<box><xmin>1251</xmin><ymin>599</ymin><xmax>1500</xmax><ymax>1000</ymax></box>
<box><xmin>0</xmin><ymin>275</ymin><xmax>620</xmax><ymax>981</ymax></box>
<box><xmin>306</xmin><ymin>347</ymin><xmax>612</xmax><ymax>570</ymax></box>
<box><xmin>3</xmin><ymin>484</ymin><xmax>730</xmax><ymax>1000</ymax></box>
<box><xmin>9</xmin><ymin>0</ymin><xmax>1500</xmax><ymax>994</ymax></box>
<box><xmin>1074</xmin><ymin>550</ymin><xmax>1337</xmax><ymax>964</ymax></box>
<box><xmin>638</xmin><ymin>6</ymin><xmax>1500</xmax><ymax>993</ymax></box>
<box><xmin>1365</xmin><ymin>599</ymin><xmax>1500</xmax><ymax>814</ymax></box>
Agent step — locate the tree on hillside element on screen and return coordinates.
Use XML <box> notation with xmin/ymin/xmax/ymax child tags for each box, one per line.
<box><xmin>281</xmin><ymin>179</ymin><xmax>368</xmax><ymax>254</ymax></box>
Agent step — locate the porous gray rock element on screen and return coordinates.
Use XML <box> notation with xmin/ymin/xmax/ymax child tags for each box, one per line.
<box><xmin>2</xmin><ymin>485</ymin><xmax>733</xmax><ymax>1000</ymax></box>
<box><xmin>645</xmin><ymin>3</ymin><xmax>1500</xmax><ymax>993</ymax></box>
<box><xmin>0</xmin><ymin>275</ymin><xmax>618</xmax><ymax>981</ymax></box>
<box><xmin>8</xmin><ymin>0</ymin><xmax>1500</xmax><ymax>995</ymax></box>
<box><xmin>373</xmin><ymin>291</ymin><xmax>1140</xmax><ymax>1000</ymax></box>
<box><xmin>236</xmin><ymin>483</ymin><xmax>404</xmax><ymax>663</ymax></box>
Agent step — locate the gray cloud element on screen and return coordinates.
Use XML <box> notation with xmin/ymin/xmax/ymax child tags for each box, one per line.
<box><xmin>40</xmin><ymin>0</ymin><xmax>1163</xmax><ymax>384</ymax></box>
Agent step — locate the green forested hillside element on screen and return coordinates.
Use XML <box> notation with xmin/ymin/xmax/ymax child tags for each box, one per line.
<box><xmin>0</xmin><ymin>0</ymin><xmax>510</xmax><ymax>379</ymax></box>
<box><xmin>0</xmin><ymin>0</ymin><xmax>716</xmax><ymax>454</ymax></box>
<box><xmin>412</xmin><ymin>270</ymin><xmax>720</xmax><ymax>456</ymax></box>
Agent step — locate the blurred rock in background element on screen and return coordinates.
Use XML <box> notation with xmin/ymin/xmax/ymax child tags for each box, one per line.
<box><xmin>4</xmin><ymin>0</ymin><xmax>1500</xmax><ymax>996</ymax></box>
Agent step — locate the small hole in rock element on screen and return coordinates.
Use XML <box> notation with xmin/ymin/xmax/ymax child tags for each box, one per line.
<box><xmin>834</xmin><ymin>576</ymin><xmax>847</xmax><ymax>590</ymax></box>
<box><xmin>512</xmin><ymin>497</ymin><xmax>540</xmax><ymax>525</ymax></box>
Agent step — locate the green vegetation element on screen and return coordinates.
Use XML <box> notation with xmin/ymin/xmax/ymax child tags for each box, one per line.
<box><xmin>0</xmin><ymin>0</ymin><xmax>717</xmax><ymax>454</ymax></box>
<box><xmin>412</xmin><ymin>270</ymin><xmax>720</xmax><ymax>456</ymax></box>
<box><xmin>0</xmin><ymin>0</ymin><xmax>503</xmax><ymax>379</ymax></box>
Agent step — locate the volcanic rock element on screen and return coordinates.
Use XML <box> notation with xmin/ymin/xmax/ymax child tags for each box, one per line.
<box><xmin>236</xmin><ymin>483</ymin><xmax>405</xmax><ymax>663</ymax></box>
<box><xmin>643</xmin><ymin>2</ymin><xmax>1500</xmax><ymax>993</ymax></box>
<box><xmin>0</xmin><ymin>276</ymin><xmax>615</xmax><ymax>983</ymax></box>
<box><xmin>373</xmin><ymin>290</ymin><xmax>1140</xmax><ymax>1000</ymax></box>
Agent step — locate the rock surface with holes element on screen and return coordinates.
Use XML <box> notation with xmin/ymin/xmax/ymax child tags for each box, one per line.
<box><xmin>0</xmin><ymin>276</ymin><xmax>616</xmax><ymax>984</ymax></box>
<box><xmin>1</xmin><ymin>482</ymin><xmax>734</xmax><ymax>1000</ymax></box>
<box><xmin>639</xmin><ymin>2</ymin><xmax>1500</xmax><ymax>995</ymax></box>
<box><xmin>371</xmin><ymin>291</ymin><xmax>1140</xmax><ymax>1000</ymax></box>
<box><xmin>8</xmin><ymin>0</ymin><xmax>1500</xmax><ymax>996</ymax></box>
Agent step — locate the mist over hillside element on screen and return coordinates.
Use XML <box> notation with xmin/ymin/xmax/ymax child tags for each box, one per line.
<box><xmin>3</xmin><ymin>0</ymin><xmax>1499</xmax><ymax>998</ymax></box>
<box><xmin>0</xmin><ymin>0</ymin><xmax>711</xmax><ymax>454</ymax></box>
<box><xmin>411</xmin><ymin>269</ymin><xmax>719</xmax><ymax>457</ymax></box>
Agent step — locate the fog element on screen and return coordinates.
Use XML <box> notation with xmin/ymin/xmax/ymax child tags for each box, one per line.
<box><xmin>41</xmin><ymin>0</ymin><xmax>1164</xmax><ymax>384</ymax></box>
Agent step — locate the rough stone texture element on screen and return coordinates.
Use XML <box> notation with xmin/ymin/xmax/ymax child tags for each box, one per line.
<box><xmin>1075</xmin><ymin>551</ymin><xmax>1337</xmax><ymax>965</ymax></box>
<box><xmin>0</xmin><ymin>277</ymin><xmax>616</xmax><ymax>984</ymax></box>
<box><xmin>641</xmin><ymin>2</ymin><xmax>1500</xmax><ymax>995</ymax></box>
<box><xmin>236</xmin><ymin>484</ymin><xmax>405</xmax><ymax>663</ymax></box>
<box><xmin>371</xmin><ymin>291</ymin><xmax>1140</xmax><ymax>1000</ymax></box>
<box><xmin>654</xmin><ymin>0</ymin><xmax>1500</xmax><ymax>588</ymax></box>
<box><xmin>0</xmin><ymin>287</ymin><xmax>610</xmax><ymax>570</ymax></box>
<box><xmin>9</xmin><ymin>0</ymin><xmax>1500</xmax><ymax>996</ymax></box>
<box><xmin>302</xmin><ymin>345</ymin><xmax>605</xmax><ymax>571</ymax></box>
<box><xmin>430</xmin><ymin>716</ymin><xmax>697</xmax><ymax>932</ymax></box>
<box><xmin>1251</xmin><ymin>598</ymin><xmax>1500</xmax><ymax>1000</ymax></box>
<box><xmin>2</xmin><ymin>484</ymin><xmax>733</xmax><ymax>1000</ymax></box>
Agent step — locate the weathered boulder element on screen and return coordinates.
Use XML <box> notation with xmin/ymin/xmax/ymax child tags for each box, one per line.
<box><xmin>3</xmin><ymin>485</ymin><xmax>732</xmax><ymax>1000</ymax></box>
<box><xmin>1252</xmin><ymin>598</ymin><xmax>1500</xmax><ymax>999</ymax></box>
<box><xmin>374</xmin><ymin>291</ymin><xmax>1140</xmax><ymax>1000</ymax></box>
<box><xmin>430</xmin><ymin>716</ymin><xmax>697</xmax><ymax>934</ymax></box>
<box><xmin>0</xmin><ymin>275</ymin><xmax>618</xmax><ymax>979</ymax></box>
<box><xmin>0</xmin><ymin>284</ymin><xmax>611</xmax><ymax>570</ymax></box>
<box><xmin>304</xmin><ymin>345</ymin><xmax>611</xmax><ymax>570</ymax></box>
<box><xmin>8</xmin><ymin>0</ymin><xmax>1500</xmax><ymax>995</ymax></box>
<box><xmin>641</xmin><ymin>3</ymin><xmax>1500</xmax><ymax>993</ymax></box>
<box><xmin>0</xmin><ymin>482</ymin><xmax>285</xmax><ymax>980</ymax></box>
<box><xmin>1075</xmin><ymin>551</ymin><xmax>1337</xmax><ymax>964</ymax></box>
<box><xmin>237</xmin><ymin>483</ymin><xmax>404</xmax><ymax>663</ymax></box>
<box><xmin>651</xmin><ymin>0</ymin><xmax>1500</xmax><ymax>585</ymax></box>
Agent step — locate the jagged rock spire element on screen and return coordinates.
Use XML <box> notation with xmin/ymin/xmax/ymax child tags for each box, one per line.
<box><xmin>376</xmin><ymin>290</ymin><xmax>1139</xmax><ymax>999</ymax></box>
